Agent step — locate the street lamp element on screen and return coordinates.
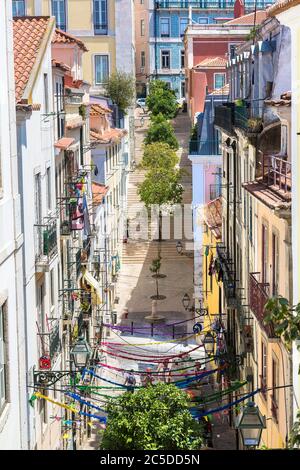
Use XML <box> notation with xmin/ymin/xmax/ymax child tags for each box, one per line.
<box><xmin>203</xmin><ymin>332</ymin><xmax>215</xmax><ymax>355</ymax></box>
<box><xmin>70</xmin><ymin>336</ymin><xmax>92</xmax><ymax>369</ymax></box>
<box><xmin>182</xmin><ymin>292</ymin><xmax>190</xmax><ymax>310</ymax></box>
<box><xmin>236</xmin><ymin>401</ymin><xmax>266</xmax><ymax>448</ymax></box>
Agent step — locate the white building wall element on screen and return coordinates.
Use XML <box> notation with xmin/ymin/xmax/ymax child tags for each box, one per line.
<box><xmin>0</xmin><ymin>0</ymin><xmax>27</xmax><ymax>450</ymax></box>
<box><xmin>17</xmin><ymin>35</ymin><xmax>61</xmax><ymax>450</ymax></box>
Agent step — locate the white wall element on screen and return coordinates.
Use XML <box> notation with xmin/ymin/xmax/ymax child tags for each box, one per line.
<box><xmin>17</xmin><ymin>33</ymin><xmax>61</xmax><ymax>450</ymax></box>
<box><xmin>0</xmin><ymin>0</ymin><xmax>27</xmax><ymax>450</ymax></box>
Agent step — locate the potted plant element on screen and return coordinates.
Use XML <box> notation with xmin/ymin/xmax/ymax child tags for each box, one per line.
<box><xmin>247</xmin><ymin>117</ymin><xmax>263</xmax><ymax>133</ymax></box>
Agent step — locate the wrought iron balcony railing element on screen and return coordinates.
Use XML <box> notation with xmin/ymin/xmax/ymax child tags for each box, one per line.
<box><xmin>216</xmin><ymin>244</ymin><xmax>236</xmax><ymax>306</ymax></box>
<box><xmin>249</xmin><ymin>272</ymin><xmax>275</xmax><ymax>337</ymax></box>
<box><xmin>214</xmin><ymin>103</ymin><xmax>234</xmax><ymax>134</ymax></box>
<box><xmin>189</xmin><ymin>139</ymin><xmax>221</xmax><ymax>156</ymax></box>
<box><xmin>37</xmin><ymin>321</ymin><xmax>61</xmax><ymax>365</ymax></box>
<box><xmin>156</xmin><ymin>0</ymin><xmax>272</xmax><ymax>9</ymax></box>
<box><xmin>261</xmin><ymin>154</ymin><xmax>291</xmax><ymax>195</ymax></box>
<box><xmin>35</xmin><ymin>218</ymin><xmax>58</xmax><ymax>271</ymax></box>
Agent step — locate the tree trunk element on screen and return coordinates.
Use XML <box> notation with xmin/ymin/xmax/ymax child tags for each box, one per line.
<box><xmin>159</xmin><ymin>209</ymin><xmax>162</xmax><ymax>241</ymax></box>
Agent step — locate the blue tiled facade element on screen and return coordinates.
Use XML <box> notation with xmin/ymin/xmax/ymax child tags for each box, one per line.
<box><xmin>149</xmin><ymin>0</ymin><xmax>275</xmax><ymax>98</ymax></box>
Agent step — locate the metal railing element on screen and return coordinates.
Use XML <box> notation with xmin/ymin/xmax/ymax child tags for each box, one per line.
<box><xmin>249</xmin><ymin>272</ymin><xmax>275</xmax><ymax>337</ymax></box>
<box><xmin>189</xmin><ymin>139</ymin><xmax>221</xmax><ymax>156</ymax></box>
<box><xmin>35</xmin><ymin>218</ymin><xmax>58</xmax><ymax>265</ymax></box>
<box><xmin>37</xmin><ymin>321</ymin><xmax>61</xmax><ymax>363</ymax></box>
<box><xmin>156</xmin><ymin>0</ymin><xmax>272</xmax><ymax>9</ymax></box>
<box><xmin>216</xmin><ymin>244</ymin><xmax>236</xmax><ymax>305</ymax></box>
<box><xmin>214</xmin><ymin>103</ymin><xmax>234</xmax><ymax>134</ymax></box>
<box><xmin>262</xmin><ymin>154</ymin><xmax>291</xmax><ymax>194</ymax></box>
<box><xmin>271</xmin><ymin>395</ymin><xmax>279</xmax><ymax>422</ymax></box>
<box><xmin>260</xmin><ymin>374</ymin><xmax>267</xmax><ymax>400</ymax></box>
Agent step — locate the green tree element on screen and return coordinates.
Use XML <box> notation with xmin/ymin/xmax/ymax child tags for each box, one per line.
<box><xmin>104</xmin><ymin>71</ymin><xmax>135</xmax><ymax>124</ymax></box>
<box><xmin>138</xmin><ymin>168</ymin><xmax>183</xmax><ymax>240</ymax></box>
<box><xmin>146</xmin><ymin>80</ymin><xmax>178</xmax><ymax>118</ymax></box>
<box><xmin>144</xmin><ymin>114</ymin><xmax>179</xmax><ymax>150</ymax></box>
<box><xmin>141</xmin><ymin>142</ymin><xmax>179</xmax><ymax>172</ymax></box>
<box><xmin>100</xmin><ymin>383</ymin><xmax>204</xmax><ymax>450</ymax></box>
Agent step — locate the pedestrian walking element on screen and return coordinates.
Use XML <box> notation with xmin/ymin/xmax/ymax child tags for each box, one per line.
<box><xmin>124</xmin><ymin>369</ymin><xmax>136</xmax><ymax>393</ymax></box>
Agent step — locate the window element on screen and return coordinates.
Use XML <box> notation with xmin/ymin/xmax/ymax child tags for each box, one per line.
<box><xmin>94</xmin><ymin>55</ymin><xmax>109</xmax><ymax>85</ymax></box>
<box><xmin>44</xmin><ymin>74</ymin><xmax>49</xmax><ymax>115</ymax></box>
<box><xmin>272</xmin><ymin>233</ymin><xmax>279</xmax><ymax>296</ymax></box>
<box><xmin>272</xmin><ymin>355</ymin><xmax>279</xmax><ymax>421</ymax></box>
<box><xmin>0</xmin><ymin>303</ymin><xmax>7</xmax><ymax>412</ymax></box>
<box><xmin>34</xmin><ymin>173</ymin><xmax>42</xmax><ymax>225</ymax></box>
<box><xmin>51</xmin><ymin>1</ymin><xmax>66</xmax><ymax>31</ymax></box>
<box><xmin>229</xmin><ymin>44</ymin><xmax>236</xmax><ymax>60</ymax></box>
<box><xmin>141</xmin><ymin>19</ymin><xmax>145</xmax><ymax>36</ymax></box>
<box><xmin>214</xmin><ymin>73</ymin><xmax>225</xmax><ymax>90</ymax></box>
<box><xmin>160</xmin><ymin>18</ymin><xmax>170</xmax><ymax>37</ymax></box>
<box><xmin>46</xmin><ymin>167</ymin><xmax>51</xmax><ymax>211</ymax></box>
<box><xmin>93</xmin><ymin>0</ymin><xmax>108</xmax><ymax>35</ymax></box>
<box><xmin>164</xmin><ymin>81</ymin><xmax>171</xmax><ymax>89</ymax></box>
<box><xmin>141</xmin><ymin>51</ymin><xmax>145</xmax><ymax>68</ymax></box>
<box><xmin>181</xmin><ymin>80</ymin><xmax>185</xmax><ymax>99</ymax></box>
<box><xmin>180</xmin><ymin>17</ymin><xmax>189</xmax><ymax>37</ymax></box>
<box><xmin>198</xmin><ymin>17</ymin><xmax>208</xmax><ymax>24</ymax></box>
<box><xmin>262</xmin><ymin>223</ymin><xmax>268</xmax><ymax>284</ymax></box>
<box><xmin>161</xmin><ymin>50</ymin><xmax>170</xmax><ymax>69</ymax></box>
<box><xmin>12</xmin><ymin>0</ymin><xmax>25</xmax><ymax>16</ymax></box>
<box><xmin>261</xmin><ymin>341</ymin><xmax>267</xmax><ymax>399</ymax></box>
<box><xmin>181</xmin><ymin>50</ymin><xmax>185</xmax><ymax>69</ymax></box>
<box><xmin>50</xmin><ymin>268</ymin><xmax>55</xmax><ymax>308</ymax></box>
<box><xmin>55</xmin><ymin>80</ymin><xmax>64</xmax><ymax>139</ymax></box>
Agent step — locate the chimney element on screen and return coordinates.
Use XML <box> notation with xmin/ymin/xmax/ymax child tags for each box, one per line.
<box><xmin>234</xmin><ymin>0</ymin><xmax>245</xmax><ymax>18</ymax></box>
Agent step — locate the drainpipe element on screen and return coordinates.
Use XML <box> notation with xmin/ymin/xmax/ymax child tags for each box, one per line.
<box><xmin>154</xmin><ymin>1</ymin><xmax>158</xmax><ymax>78</ymax></box>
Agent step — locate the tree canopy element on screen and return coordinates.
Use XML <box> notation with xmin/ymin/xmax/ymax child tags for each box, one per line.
<box><xmin>144</xmin><ymin>114</ymin><xmax>179</xmax><ymax>150</ymax></box>
<box><xmin>141</xmin><ymin>142</ymin><xmax>179</xmax><ymax>171</ymax></box>
<box><xmin>138</xmin><ymin>168</ymin><xmax>183</xmax><ymax>207</ymax></box>
<box><xmin>104</xmin><ymin>70</ymin><xmax>135</xmax><ymax>113</ymax></box>
<box><xmin>100</xmin><ymin>383</ymin><xmax>204</xmax><ymax>450</ymax></box>
<box><xmin>146</xmin><ymin>80</ymin><xmax>178</xmax><ymax>118</ymax></box>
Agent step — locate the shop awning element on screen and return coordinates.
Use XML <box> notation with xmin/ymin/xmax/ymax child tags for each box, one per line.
<box><xmin>82</xmin><ymin>269</ymin><xmax>102</xmax><ymax>305</ymax></box>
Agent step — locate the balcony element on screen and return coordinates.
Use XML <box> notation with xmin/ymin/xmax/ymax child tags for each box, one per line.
<box><xmin>214</xmin><ymin>103</ymin><xmax>234</xmax><ymax>135</ymax></box>
<box><xmin>156</xmin><ymin>0</ymin><xmax>270</xmax><ymax>9</ymax></box>
<box><xmin>35</xmin><ymin>218</ymin><xmax>58</xmax><ymax>272</ymax></box>
<box><xmin>189</xmin><ymin>139</ymin><xmax>221</xmax><ymax>156</ymax></box>
<box><xmin>261</xmin><ymin>154</ymin><xmax>291</xmax><ymax>196</ymax></box>
<box><xmin>249</xmin><ymin>273</ymin><xmax>275</xmax><ymax>337</ymax></box>
<box><xmin>37</xmin><ymin>322</ymin><xmax>61</xmax><ymax>367</ymax></box>
<box><xmin>216</xmin><ymin>244</ymin><xmax>236</xmax><ymax>307</ymax></box>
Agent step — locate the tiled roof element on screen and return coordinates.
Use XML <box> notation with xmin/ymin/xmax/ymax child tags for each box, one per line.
<box><xmin>53</xmin><ymin>28</ymin><xmax>88</xmax><ymax>51</ymax></box>
<box><xmin>267</xmin><ymin>0</ymin><xmax>300</xmax><ymax>16</ymax></box>
<box><xmin>92</xmin><ymin>183</ymin><xmax>109</xmax><ymax>205</ymax></box>
<box><xmin>90</xmin><ymin>128</ymin><xmax>126</xmax><ymax>144</ymax></box>
<box><xmin>203</xmin><ymin>197</ymin><xmax>222</xmax><ymax>240</ymax></box>
<box><xmin>54</xmin><ymin>137</ymin><xmax>75</xmax><ymax>150</ymax></box>
<box><xmin>90</xmin><ymin>104</ymin><xmax>112</xmax><ymax>116</ymax></box>
<box><xmin>225</xmin><ymin>10</ymin><xmax>267</xmax><ymax>25</ymax></box>
<box><xmin>195</xmin><ymin>57</ymin><xmax>227</xmax><ymax>68</ymax></box>
<box><xmin>52</xmin><ymin>59</ymin><xmax>70</xmax><ymax>71</ymax></box>
<box><xmin>13</xmin><ymin>16</ymin><xmax>54</xmax><ymax>103</ymax></box>
<box><xmin>210</xmin><ymin>83</ymin><xmax>230</xmax><ymax>95</ymax></box>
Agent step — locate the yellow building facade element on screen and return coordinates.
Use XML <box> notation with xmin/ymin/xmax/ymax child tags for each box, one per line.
<box><xmin>21</xmin><ymin>1</ymin><xmax>118</xmax><ymax>92</ymax></box>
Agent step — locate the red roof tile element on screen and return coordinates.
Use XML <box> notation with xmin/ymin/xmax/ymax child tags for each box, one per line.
<box><xmin>225</xmin><ymin>10</ymin><xmax>267</xmax><ymax>25</ymax></box>
<box><xmin>195</xmin><ymin>57</ymin><xmax>227</xmax><ymax>68</ymax></box>
<box><xmin>90</xmin><ymin>128</ymin><xmax>126</xmax><ymax>144</ymax></box>
<box><xmin>52</xmin><ymin>59</ymin><xmax>70</xmax><ymax>71</ymax></box>
<box><xmin>54</xmin><ymin>137</ymin><xmax>75</xmax><ymax>150</ymax></box>
<box><xmin>92</xmin><ymin>183</ymin><xmax>109</xmax><ymax>205</ymax></box>
<box><xmin>204</xmin><ymin>197</ymin><xmax>222</xmax><ymax>240</ymax></box>
<box><xmin>13</xmin><ymin>16</ymin><xmax>53</xmax><ymax>103</ymax></box>
<box><xmin>53</xmin><ymin>28</ymin><xmax>88</xmax><ymax>51</ymax></box>
<box><xmin>90</xmin><ymin>104</ymin><xmax>112</xmax><ymax>116</ymax></box>
<box><xmin>267</xmin><ymin>0</ymin><xmax>300</xmax><ymax>16</ymax></box>
<box><xmin>210</xmin><ymin>83</ymin><xmax>230</xmax><ymax>95</ymax></box>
